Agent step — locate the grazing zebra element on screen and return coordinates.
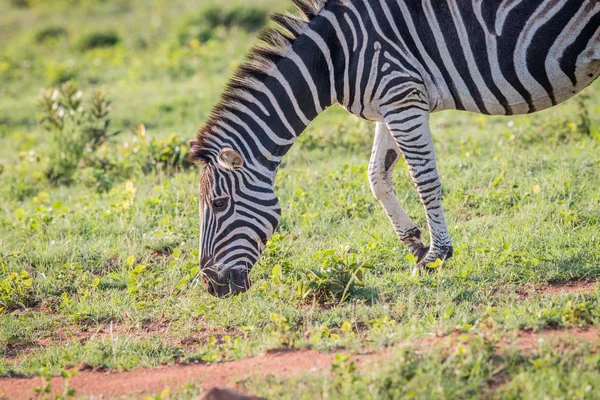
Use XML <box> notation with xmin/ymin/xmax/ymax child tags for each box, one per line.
<box><xmin>189</xmin><ymin>0</ymin><xmax>600</xmax><ymax>297</ymax></box>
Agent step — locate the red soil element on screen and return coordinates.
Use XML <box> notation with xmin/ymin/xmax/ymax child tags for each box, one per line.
<box><xmin>0</xmin><ymin>349</ymin><xmax>333</xmax><ymax>400</ymax></box>
<box><xmin>1</xmin><ymin>327</ymin><xmax>598</xmax><ymax>400</ymax></box>
<box><xmin>514</xmin><ymin>279</ymin><xmax>598</xmax><ymax>299</ymax></box>
<box><xmin>541</xmin><ymin>280</ymin><xmax>598</xmax><ymax>296</ymax></box>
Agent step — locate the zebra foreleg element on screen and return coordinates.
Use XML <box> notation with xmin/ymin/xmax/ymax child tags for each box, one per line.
<box><xmin>369</xmin><ymin>122</ymin><xmax>429</xmax><ymax>262</ymax></box>
<box><xmin>384</xmin><ymin>110</ymin><xmax>453</xmax><ymax>269</ymax></box>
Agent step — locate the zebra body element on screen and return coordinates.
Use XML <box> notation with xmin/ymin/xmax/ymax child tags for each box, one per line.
<box><xmin>190</xmin><ymin>0</ymin><xmax>600</xmax><ymax>297</ymax></box>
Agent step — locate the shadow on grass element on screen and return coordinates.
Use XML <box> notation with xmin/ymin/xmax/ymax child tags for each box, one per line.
<box><xmin>539</xmin><ymin>252</ymin><xmax>600</xmax><ymax>284</ymax></box>
<box><xmin>349</xmin><ymin>286</ymin><xmax>380</xmax><ymax>304</ymax></box>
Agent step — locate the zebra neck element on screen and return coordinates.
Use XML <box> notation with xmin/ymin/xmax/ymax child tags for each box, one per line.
<box><xmin>208</xmin><ymin>10</ymin><xmax>345</xmax><ymax>171</ymax></box>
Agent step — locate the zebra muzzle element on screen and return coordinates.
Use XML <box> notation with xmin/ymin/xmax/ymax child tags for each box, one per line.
<box><xmin>201</xmin><ymin>265</ymin><xmax>251</xmax><ymax>298</ymax></box>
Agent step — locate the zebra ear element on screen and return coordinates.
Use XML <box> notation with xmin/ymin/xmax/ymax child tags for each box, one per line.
<box><xmin>188</xmin><ymin>139</ymin><xmax>205</xmax><ymax>163</ymax></box>
<box><xmin>217</xmin><ymin>148</ymin><xmax>244</xmax><ymax>171</ymax></box>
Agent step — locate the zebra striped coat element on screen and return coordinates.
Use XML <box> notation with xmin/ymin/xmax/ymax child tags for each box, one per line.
<box><xmin>189</xmin><ymin>0</ymin><xmax>600</xmax><ymax>297</ymax></box>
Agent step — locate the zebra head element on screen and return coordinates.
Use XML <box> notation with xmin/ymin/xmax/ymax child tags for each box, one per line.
<box><xmin>190</xmin><ymin>141</ymin><xmax>281</xmax><ymax>297</ymax></box>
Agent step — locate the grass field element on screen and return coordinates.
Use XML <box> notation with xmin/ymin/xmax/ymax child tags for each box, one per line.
<box><xmin>1</xmin><ymin>0</ymin><xmax>600</xmax><ymax>399</ymax></box>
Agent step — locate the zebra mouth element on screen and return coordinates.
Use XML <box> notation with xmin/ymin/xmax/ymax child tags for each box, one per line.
<box><xmin>202</xmin><ymin>266</ymin><xmax>251</xmax><ymax>298</ymax></box>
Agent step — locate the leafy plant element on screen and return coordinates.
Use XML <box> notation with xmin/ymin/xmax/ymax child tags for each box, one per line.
<box><xmin>1</xmin><ymin>151</ymin><xmax>44</xmax><ymax>201</ymax></box>
<box><xmin>38</xmin><ymin>81</ymin><xmax>120</xmax><ymax>185</ymax></box>
<box><xmin>8</xmin><ymin>0</ymin><xmax>30</xmax><ymax>8</ymax></box>
<box><xmin>146</xmin><ymin>134</ymin><xmax>192</xmax><ymax>174</ymax></box>
<box><xmin>0</xmin><ymin>271</ymin><xmax>36</xmax><ymax>313</ymax></box>
<box><xmin>266</xmin><ymin>313</ymin><xmax>297</xmax><ymax>348</ymax></box>
<box><xmin>297</xmin><ymin>246</ymin><xmax>373</xmax><ymax>304</ymax></box>
<box><xmin>331</xmin><ymin>354</ymin><xmax>362</xmax><ymax>397</ymax></box>
<box><xmin>191</xmin><ymin>335</ymin><xmax>246</xmax><ymax>363</ymax></box>
<box><xmin>177</xmin><ymin>6</ymin><xmax>267</xmax><ymax>46</ymax></box>
<box><xmin>34</xmin><ymin>26</ymin><xmax>68</xmax><ymax>44</ymax></box>
<box><xmin>34</xmin><ymin>368</ymin><xmax>78</xmax><ymax>398</ymax></box>
<box><xmin>202</xmin><ymin>6</ymin><xmax>267</xmax><ymax>31</ymax></box>
<box><xmin>78</xmin><ymin>30</ymin><xmax>120</xmax><ymax>51</ymax></box>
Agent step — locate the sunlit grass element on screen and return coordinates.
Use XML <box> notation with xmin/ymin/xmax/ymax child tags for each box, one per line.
<box><xmin>1</xmin><ymin>0</ymin><xmax>600</xmax><ymax>398</ymax></box>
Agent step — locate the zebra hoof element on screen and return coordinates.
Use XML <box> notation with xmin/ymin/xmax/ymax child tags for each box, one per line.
<box><xmin>412</xmin><ymin>245</ymin><xmax>429</xmax><ymax>263</ymax></box>
<box><xmin>415</xmin><ymin>246</ymin><xmax>453</xmax><ymax>270</ymax></box>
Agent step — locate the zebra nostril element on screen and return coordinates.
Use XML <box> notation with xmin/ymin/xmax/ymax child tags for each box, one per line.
<box><xmin>206</xmin><ymin>284</ymin><xmax>214</xmax><ymax>295</ymax></box>
<box><xmin>204</xmin><ymin>278</ymin><xmax>219</xmax><ymax>297</ymax></box>
<box><xmin>201</xmin><ymin>266</ymin><xmax>223</xmax><ymax>297</ymax></box>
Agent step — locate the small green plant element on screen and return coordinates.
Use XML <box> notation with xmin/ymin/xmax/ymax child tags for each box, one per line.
<box><xmin>177</xmin><ymin>6</ymin><xmax>267</xmax><ymax>46</ymax></box>
<box><xmin>122</xmin><ymin>125</ymin><xmax>194</xmax><ymax>177</ymax></box>
<box><xmin>0</xmin><ymin>150</ymin><xmax>44</xmax><ymax>201</ymax></box>
<box><xmin>265</xmin><ymin>313</ymin><xmax>297</xmax><ymax>348</ymax></box>
<box><xmin>297</xmin><ymin>246</ymin><xmax>373</xmax><ymax>304</ymax></box>
<box><xmin>33</xmin><ymin>368</ymin><xmax>78</xmax><ymax>399</ymax></box>
<box><xmin>125</xmin><ymin>254</ymin><xmax>164</xmax><ymax>309</ymax></box>
<box><xmin>34</xmin><ymin>26</ymin><xmax>68</xmax><ymax>44</ymax></box>
<box><xmin>78</xmin><ymin>30</ymin><xmax>120</xmax><ymax>51</ymax></box>
<box><xmin>8</xmin><ymin>0</ymin><xmax>29</xmax><ymax>8</ymax></box>
<box><xmin>203</xmin><ymin>6</ymin><xmax>267</xmax><ymax>31</ymax></box>
<box><xmin>0</xmin><ymin>271</ymin><xmax>36</xmax><ymax>313</ymax></box>
<box><xmin>44</xmin><ymin>60</ymin><xmax>78</xmax><ymax>84</ymax></box>
<box><xmin>192</xmin><ymin>335</ymin><xmax>246</xmax><ymax>363</ymax></box>
<box><xmin>330</xmin><ymin>354</ymin><xmax>362</xmax><ymax>397</ymax></box>
<box><xmin>145</xmin><ymin>134</ymin><xmax>193</xmax><ymax>174</ymax></box>
<box><xmin>38</xmin><ymin>81</ymin><xmax>120</xmax><ymax>185</ymax></box>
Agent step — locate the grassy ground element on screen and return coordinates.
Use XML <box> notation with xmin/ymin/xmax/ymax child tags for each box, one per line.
<box><xmin>1</xmin><ymin>0</ymin><xmax>600</xmax><ymax>398</ymax></box>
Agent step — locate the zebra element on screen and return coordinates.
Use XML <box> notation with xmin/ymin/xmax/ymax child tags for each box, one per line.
<box><xmin>189</xmin><ymin>0</ymin><xmax>600</xmax><ymax>297</ymax></box>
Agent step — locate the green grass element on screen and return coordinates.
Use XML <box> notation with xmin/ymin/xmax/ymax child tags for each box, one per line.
<box><xmin>1</xmin><ymin>0</ymin><xmax>600</xmax><ymax>398</ymax></box>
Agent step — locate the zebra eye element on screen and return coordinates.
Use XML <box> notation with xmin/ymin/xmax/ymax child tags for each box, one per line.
<box><xmin>212</xmin><ymin>198</ymin><xmax>227</xmax><ymax>211</ymax></box>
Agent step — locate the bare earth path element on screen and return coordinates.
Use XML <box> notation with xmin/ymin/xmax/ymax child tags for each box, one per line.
<box><xmin>1</xmin><ymin>327</ymin><xmax>598</xmax><ymax>400</ymax></box>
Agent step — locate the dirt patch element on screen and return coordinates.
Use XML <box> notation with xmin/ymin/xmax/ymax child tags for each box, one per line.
<box><xmin>540</xmin><ymin>280</ymin><xmax>598</xmax><ymax>296</ymax></box>
<box><xmin>0</xmin><ymin>349</ymin><xmax>333</xmax><ymax>400</ymax></box>
<box><xmin>1</xmin><ymin>327</ymin><xmax>598</xmax><ymax>400</ymax></box>
<box><xmin>514</xmin><ymin>279</ymin><xmax>598</xmax><ymax>299</ymax></box>
<box><xmin>5</xmin><ymin>318</ymin><xmax>244</xmax><ymax>365</ymax></box>
<box><xmin>503</xmin><ymin>327</ymin><xmax>599</xmax><ymax>352</ymax></box>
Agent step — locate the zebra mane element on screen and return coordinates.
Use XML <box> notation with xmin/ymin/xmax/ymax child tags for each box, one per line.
<box><xmin>191</xmin><ymin>0</ymin><xmax>328</xmax><ymax>162</ymax></box>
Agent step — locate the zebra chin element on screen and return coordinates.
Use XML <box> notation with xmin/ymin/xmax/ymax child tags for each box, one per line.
<box><xmin>201</xmin><ymin>266</ymin><xmax>252</xmax><ymax>298</ymax></box>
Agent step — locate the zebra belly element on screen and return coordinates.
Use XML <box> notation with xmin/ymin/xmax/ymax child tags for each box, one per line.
<box><xmin>524</xmin><ymin>31</ymin><xmax>598</xmax><ymax>115</ymax></box>
<box><xmin>495</xmin><ymin>57</ymin><xmax>600</xmax><ymax>116</ymax></box>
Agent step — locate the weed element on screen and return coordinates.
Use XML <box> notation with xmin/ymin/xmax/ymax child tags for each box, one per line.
<box><xmin>33</xmin><ymin>368</ymin><xmax>78</xmax><ymax>399</ymax></box>
<box><xmin>44</xmin><ymin>61</ymin><xmax>78</xmax><ymax>85</ymax></box>
<box><xmin>34</xmin><ymin>26</ymin><xmax>68</xmax><ymax>44</ymax></box>
<box><xmin>177</xmin><ymin>6</ymin><xmax>267</xmax><ymax>46</ymax></box>
<box><xmin>191</xmin><ymin>335</ymin><xmax>246</xmax><ymax>363</ymax></box>
<box><xmin>0</xmin><ymin>271</ymin><xmax>36</xmax><ymax>313</ymax></box>
<box><xmin>331</xmin><ymin>354</ymin><xmax>363</xmax><ymax>397</ymax></box>
<box><xmin>266</xmin><ymin>313</ymin><xmax>297</xmax><ymax>348</ymax></box>
<box><xmin>8</xmin><ymin>0</ymin><xmax>29</xmax><ymax>8</ymax></box>
<box><xmin>203</xmin><ymin>6</ymin><xmax>267</xmax><ymax>31</ymax></box>
<box><xmin>78</xmin><ymin>31</ymin><xmax>120</xmax><ymax>51</ymax></box>
<box><xmin>297</xmin><ymin>246</ymin><xmax>373</xmax><ymax>304</ymax></box>
<box><xmin>143</xmin><ymin>132</ymin><xmax>193</xmax><ymax>175</ymax></box>
<box><xmin>38</xmin><ymin>81</ymin><xmax>120</xmax><ymax>186</ymax></box>
<box><xmin>1</xmin><ymin>151</ymin><xmax>44</xmax><ymax>201</ymax></box>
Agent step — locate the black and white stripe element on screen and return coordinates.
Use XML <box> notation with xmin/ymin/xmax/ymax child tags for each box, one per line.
<box><xmin>190</xmin><ymin>0</ymin><xmax>600</xmax><ymax>296</ymax></box>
